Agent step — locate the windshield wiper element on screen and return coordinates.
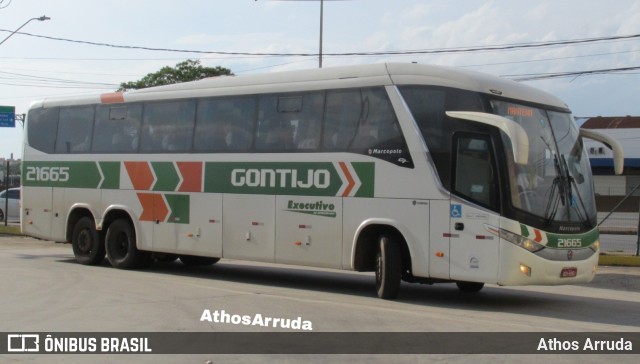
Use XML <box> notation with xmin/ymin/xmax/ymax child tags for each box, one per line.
<box><xmin>543</xmin><ymin>152</ymin><xmax>567</xmax><ymax>225</ymax></box>
<box><xmin>540</xmin><ymin>136</ymin><xmax>592</xmax><ymax>226</ymax></box>
<box><xmin>561</xmin><ymin>154</ymin><xmax>591</xmax><ymax>227</ymax></box>
<box><xmin>541</xmin><ymin>137</ymin><xmax>570</xmax><ymax>225</ymax></box>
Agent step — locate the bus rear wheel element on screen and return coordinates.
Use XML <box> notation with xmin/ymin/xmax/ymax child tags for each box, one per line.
<box><xmin>456</xmin><ymin>281</ymin><xmax>485</xmax><ymax>293</ymax></box>
<box><xmin>105</xmin><ymin>219</ymin><xmax>149</xmax><ymax>269</ymax></box>
<box><xmin>71</xmin><ymin>217</ymin><xmax>105</xmax><ymax>265</ymax></box>
<box><xmin>375</xmin><ymin>235</ymin><xmax>402</xmax><ymax>299</ymax></box>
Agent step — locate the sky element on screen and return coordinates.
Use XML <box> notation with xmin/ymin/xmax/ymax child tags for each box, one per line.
<box><xmin>1</xmin><ymin>0</ymin><xmax>640</xmax><ymax>159</ymax></box>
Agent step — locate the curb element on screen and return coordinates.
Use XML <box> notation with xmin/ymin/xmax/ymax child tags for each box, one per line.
<box><xmin>599</xmin><ymin>255</ymin><xmax>640</xmax><ymax>267</ymax></box>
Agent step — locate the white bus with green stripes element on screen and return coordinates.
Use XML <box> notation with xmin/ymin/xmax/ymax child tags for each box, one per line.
<box><xmin>21</xmin><ymin>63</ymin><xmax>623</xmax><ymax>299</ymax></box>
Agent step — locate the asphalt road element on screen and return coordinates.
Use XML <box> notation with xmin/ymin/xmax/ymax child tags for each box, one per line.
<box><xmin>1</xmin><ymin>235</ymin><xmax>639</xmax><ymax>363</ymax></box>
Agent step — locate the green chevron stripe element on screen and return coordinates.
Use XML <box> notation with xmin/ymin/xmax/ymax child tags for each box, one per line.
<box><xmin>165</xmin><ymin>194</ymin><xmax>190</xmax><ymax>224</ymax></box>
<box><xmin>98</xmin><ymin>162</ymin><xmax>120</xmax><ymax>189</ymax></box>
<box><xmin>151</xmin><ymin>162</ymin><xmax>180</xmax><ymax>191</ymax></box>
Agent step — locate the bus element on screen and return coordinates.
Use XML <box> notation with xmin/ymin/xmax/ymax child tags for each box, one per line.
<box><xmin>21</xmin><ymin>63</ymin><xmax>623</xmax><ymax>299</ymax></box>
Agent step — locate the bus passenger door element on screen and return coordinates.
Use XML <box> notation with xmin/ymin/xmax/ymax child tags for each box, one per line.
<box><xmin>449</xmin><ymin>133</ymin><xmax>500</xmax><ymax>283</ymax></box>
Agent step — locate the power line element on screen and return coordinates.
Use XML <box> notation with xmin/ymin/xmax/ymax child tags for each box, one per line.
<box><xmin>0</xmin><ymin>81</ymin><xmax>114</xmax><ymax>89</ymax></box>
<box><xmin>504</xmin><ymin>65</ymin><xmax>640</xmax><ymax>81</ymax></box>
<box><xmin>1</xmin><ymin>66</ymin><xmax>140</xmax><ymax>77</ymax></box>
<box><xmin>0</xmin><ymin>70</ymin><xmax>119</xmax><ymax>86</ymax></box>
<box><xmin>2</xmin><ymin>28</ymin><xmax>639</xmax><ymax>57</ymax></box>
<box><xmin>458</xmin><ymin>49</ymin><xmax>640</xmax><ymax>69</ymax></box>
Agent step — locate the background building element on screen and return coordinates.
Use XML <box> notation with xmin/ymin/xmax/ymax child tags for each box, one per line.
<box><xmin>579</xmin><ymin>116</ymin><xmax>640</xmax><ymax>254</ymax></box>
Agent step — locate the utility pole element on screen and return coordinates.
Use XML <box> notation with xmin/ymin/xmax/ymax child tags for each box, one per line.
<box><xmin>256</xmin><ymin>0</ymin><xmax>335</xmax><ymax>68</ymax></box>
<box><xmin>3</xmin><ymin>159</ymin><xmax>8</xmax><ymax>226</ymax></box>
<box><xmin>319</xmin><ymin>0</ymin><xmax>323</xmax><ymax>68</ymax></box>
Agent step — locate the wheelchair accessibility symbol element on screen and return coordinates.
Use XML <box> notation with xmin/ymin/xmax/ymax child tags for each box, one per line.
<box><xmin>450</xmin><ymin>204</ymin><xmax>462</xmax><ymax>218</ymax></box>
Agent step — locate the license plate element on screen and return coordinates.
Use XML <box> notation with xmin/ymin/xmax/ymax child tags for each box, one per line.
<box><xmin>560</xmin><ymin>267</ymin><xmax>577</xmax><ymax>278</ymax></box>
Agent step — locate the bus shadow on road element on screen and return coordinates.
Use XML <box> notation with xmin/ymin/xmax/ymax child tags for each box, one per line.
<box><xmin>57</xmin><ymin>257</ymin><xmax>640</xmax><ymax>330</ymax></box>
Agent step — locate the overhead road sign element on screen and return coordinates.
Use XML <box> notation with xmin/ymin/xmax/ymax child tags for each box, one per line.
<box><xmin>0</xmin><ymin>106</ymin><xmax>15</xmax><ymax>127</ymax></box>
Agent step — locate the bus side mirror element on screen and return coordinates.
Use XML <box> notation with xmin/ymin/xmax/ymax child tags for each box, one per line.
<box><xmin>445</xmin><ymin>111</ymin><xmax>529</xmax><ymax>165</ymax></box>
<box><xmin>579</xmin><ymin>128</ymin><xmax>624</xmax><ymax>175</ymax></box>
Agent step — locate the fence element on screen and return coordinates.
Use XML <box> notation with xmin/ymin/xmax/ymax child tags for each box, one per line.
<box><xmin>597</xmin><ymin>183</ymin><xmax>640</xmax><ymax>256</ymax></box>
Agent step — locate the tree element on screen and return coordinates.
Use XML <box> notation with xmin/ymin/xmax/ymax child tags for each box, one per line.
<box><xmin>118</xmin><ymin>59</ymin><xmax>232</xmax><ymax>91</ymax></box>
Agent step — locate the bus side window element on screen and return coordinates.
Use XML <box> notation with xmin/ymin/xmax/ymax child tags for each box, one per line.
<box><xmin>93</xmin><ymin>104</ymin><xmax>142</xmax><ymax>153</ymax></box>
<box><xmin>326</xmin><ymin>87</ymin><xmax>412</xmax><ymax>167</ymax></box>
<box><xmin>140</xmin><ymin>100</ymin><xmax>196</xmax><ymax>153</ymax></box>
<box><xmin>256</xmin><ymin>95</ymin><xmax>293</xmax><ymax>150</ymax></box>
<box><xmin>453</xmin><ymin>134</ymin><xmax>499</xmax><ymax>211</ymax></box>
<box><xmin>256</xmin><ymin>92</ymin><xmax>324</xmax><ymax>151</ymax></box>
<box><xmin>324</xmin><ymin>89</ymin><xmax>361</xmax><ymax>150</ymax></box>
<box><xmin>55</xmin><ymin>106</ymin><xmax>95</xmax><ymax>154</ymax></box>
<box><xmin>293</xmin><ymin>93</ymin><xmax>324</xmax><ymax>151</ymax></box>
<box><xmin>350</xmin><ymin>88</ymin><xmax>405</xmax><ymax>151</ymax></box>
<box><xmin>27</xmin><ymin>107</ymin><xmax>59</xmax><ymax>154</ymax></box>
<box><xmin>195</xmin><ymin>96</ymin><xmax>255</xmax><ymax>152</ymax></box>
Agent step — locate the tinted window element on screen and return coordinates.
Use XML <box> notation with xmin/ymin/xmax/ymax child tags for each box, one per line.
<box><xmin>454</xmin><ymin>134</ymin><xmax>498</xmax><ymax>210</ymax></box>
<box><xmin>324</xmin><ymin>89</ymin><xmax>361</xmax><ymax>150</ymax></box>
<box><xmin>140</xmin><ymin>100</ymin><xmax>195</xmax><ymax>152</ymax></box>
<box><xmin>399</xmin><ymin>86</ymin><xmax>485</xmax><ymax>185</ymax></box>
<box><xmin>255</xmin><ymin>93</ymin><xmax>324</xmax><ymax>151</ymax></box>
<box><xmin>55</xmin><ymin>106</ymin><xmax>94</xmax><ymax>153</ymax></box>
<box><xmin>27</xmin><ymin>107</ymin><xmax>59</xmax><ymax>153</ymax></box>
<box><xmin>325</xmin><ymin>87</ymin><xmax>412</xmax><ymax>167</ymax></box>
<box><xmin>93</xmin><ymin>104</ymin><xmax>142</xmax><ymax>153</ymax></box>
<box><xmin>195</xmin><ymin>97</ymin><xmax>255</xmax><ymax>151</ymax></box>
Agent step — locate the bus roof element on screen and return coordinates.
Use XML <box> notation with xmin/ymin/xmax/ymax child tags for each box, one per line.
<box><xmin>30</xmin><ymin>63</ymin><xmax>569</xmax><ymax>110</ymax></box>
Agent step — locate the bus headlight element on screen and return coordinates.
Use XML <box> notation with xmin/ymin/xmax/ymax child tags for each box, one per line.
<box><xmin>589</xmin><ymin>239</ymin><xmax>600</xmax><ymax>253</ymax></box>
<box><xmin>487</xmin><ymin>226</ymin><xmax>546</xmax><ymax>253</ymax></box>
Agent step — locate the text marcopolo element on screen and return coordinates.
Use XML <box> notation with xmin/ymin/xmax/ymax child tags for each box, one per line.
<box><xmin>200</xmin><ymin>309</ymin><xmax>313</xmax><ymax>331</ymax></box>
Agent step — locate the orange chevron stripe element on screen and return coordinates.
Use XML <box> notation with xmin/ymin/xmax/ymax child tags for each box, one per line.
<box><xmin>137</xmin><ymin>193</ymin><xmax>169</xmax><ymax>222</ymax></box>
<box><xmin>338</xmin><ymin>161</ymin><xmax>355</xmax><ymax>197</ymax></box>
<box><xmin>533</xmin><ymin>228</ymin><xmax>543</xmax><ymax>243</ymax></box>
<box><xmin>125</xmin><ymin>162</ymin><xmax>154</xmax><ymax>190</ymax></box>
<box><xmin>177</xmin><ymin>162</ymin><xmax>202</xmax><ymax>192</ymax></box>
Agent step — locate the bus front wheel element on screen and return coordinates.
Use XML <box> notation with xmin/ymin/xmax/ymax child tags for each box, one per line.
<box><xmin>71</xmin><ymin>217</ymin><xmax>105</xmax><ymax>265</ymax></box>
<box><xmin>105</xmin><ymin>219</ymin><xmax>149</xmax><ymax>269</ymax></box>
<box><xmin>375</xmin><ymin>235</ymin><xmax>402</xmax><ymax>299</ymax></box>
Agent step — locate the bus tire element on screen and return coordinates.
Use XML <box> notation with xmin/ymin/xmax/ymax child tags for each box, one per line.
<box><xmin>375</xmin><ymin>235</ymin><xmax>402</xmax><ymax>299</ymax></box>
<box><xmin>105</xmin><ymin>219</ymin><xmax>148</xmax><ymax>269</ymax></box>
<box><xmin>179</xmin><ymin>255</ymin><xmax>220</xmax><ymax>266</ymax></box>
<box><xmin>456</xmin><ymin>281</ymin><xmax>484</xmax><ymax>293</ymax></box>
<box><xmin>71</xmin><ymin>217</ymin><xmax>105</xmax><ymax>265</ymax></box>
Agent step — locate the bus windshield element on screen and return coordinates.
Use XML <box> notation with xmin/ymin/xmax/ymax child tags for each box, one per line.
<box><xmin>490</xmin><ymin>100</ymin><xmax>596</xmax><ymax>226</ymax></box>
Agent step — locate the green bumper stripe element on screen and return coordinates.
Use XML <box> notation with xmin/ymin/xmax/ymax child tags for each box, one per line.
<box><xmin>520</xmin><ymin>224</ymin><xmax>599</xmax><ymax>249</ymax></box>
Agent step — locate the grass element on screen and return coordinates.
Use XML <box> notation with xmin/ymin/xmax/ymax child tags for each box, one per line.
<box><xmin>0</xmin><ymin>224</ymin><xmax>21</xmax><ymax>235</ymax></box>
